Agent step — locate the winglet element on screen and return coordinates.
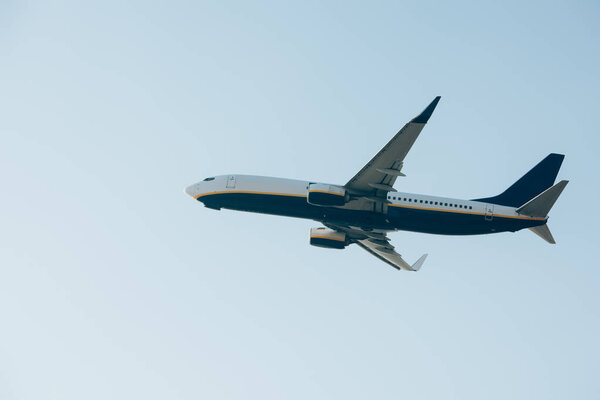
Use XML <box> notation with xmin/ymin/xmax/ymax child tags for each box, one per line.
<box><xmin>410</xmin><ymin>254</ymin><xmax>428</xmax><ymax>271</ymax></box>
<box><xmin>411</xmin><ymin>96</ymin><xmax>441</xmax><ymax>124</ymax></box>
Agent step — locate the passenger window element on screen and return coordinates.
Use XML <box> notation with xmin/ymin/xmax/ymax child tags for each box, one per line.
<box><xmin>420</xmin><ymin>200</ymin><xmax>423</xmax><ymax>203</ymax></box>
<box><xmin>444</xmin><ymin>203</ymin><xmax>448</xmax><ymax>206</ymax></box>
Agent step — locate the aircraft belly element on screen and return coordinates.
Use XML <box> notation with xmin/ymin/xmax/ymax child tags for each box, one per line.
<box><xmin>200</xmin><ymin>192</ymin><xmax>540</xmax><ymax>234</ymax></box>
<box><xmin>205</xmin><ymin>193</ymin><xmax>315</xmax><ymax>219</ymax></box>
<box><xmin>201</xmin><ymin>192</ymin><xmax>391</xmax><ymax>228</ymax></box>
<box><xmin>387</xmin><ymin>206</ymin><xmax>539</xmax><ymax>235</ymax></box>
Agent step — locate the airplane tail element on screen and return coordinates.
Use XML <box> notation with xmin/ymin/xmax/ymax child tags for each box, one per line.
<box><xmin>529</xmin><ymin>224</ymin><xmax>556</xmax><ymax>244</ymax></box>
<box><xmin>516</xmin><ymin>180</ymin><xmax>569</xmax><ymax>244</ymax></box>
<box><xmin>473</xmin><ymin>153</ymin><xmax>567</xmax><ymax>244</ymax></box>
<box><xmin>516</xmin><ymin>180</ymin><xmax>569</xmax><ymax>218</ymax></box>
<box><xmin>473</xmin><ymin>153</ymin><xmax>565</xmax><ymax>207</ymax></box>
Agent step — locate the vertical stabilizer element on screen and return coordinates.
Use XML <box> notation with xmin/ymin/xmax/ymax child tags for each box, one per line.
<box><xmin>529</xmin><ymin>224</ymin><xmax>556</xmax><ymax>244</ymax></box>
<box><xmin>474</xmin><ymin>153</ymin><xmax>564</xmax><ymax>207</ymax></box>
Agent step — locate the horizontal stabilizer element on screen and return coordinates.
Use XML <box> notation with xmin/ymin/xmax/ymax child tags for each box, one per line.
<box><xmin>529</xmin><ymin>224</ymin><xmax>556</xmax><ymax>244</ymax></box>
<box><xmin>517</xmin><ymin>180</ymin><xmax>569</xmax><ymax>218</ymax></box>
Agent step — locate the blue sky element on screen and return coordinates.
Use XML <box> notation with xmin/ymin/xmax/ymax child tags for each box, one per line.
<box><xmin>1</xmin><ymin>1</ymin><xmax>598</xmax><ymax>399</ymax></box>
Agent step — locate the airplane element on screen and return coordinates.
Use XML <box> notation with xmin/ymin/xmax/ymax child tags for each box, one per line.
<box><xmin>184</xmin><ymin>96</ymin><xmax>568</xmax><ymax>271</ymax></box>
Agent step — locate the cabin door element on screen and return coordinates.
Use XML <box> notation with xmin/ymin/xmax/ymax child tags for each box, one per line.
<box><xmin>226</xmin><ymin>175</ymin><xmax>236</xmax><ymax>188</ymax></box>
<box><xmin>485</xmin><ymin>204</ymin><xmax>494</xmax><ymax>221</ymax></box>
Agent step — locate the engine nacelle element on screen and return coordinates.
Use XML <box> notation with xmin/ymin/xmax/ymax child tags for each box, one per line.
<box><xmin>307</xmin><ymin>183</ymin><xmax>347</xmax><ymax>206</ymax></box>
<box><xmin>310</xmin><ymin>227</ymin><xmax>347</xmax><ymax>249</ymax></box>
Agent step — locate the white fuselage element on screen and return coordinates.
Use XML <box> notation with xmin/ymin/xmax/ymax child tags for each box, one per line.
<box><xmin>185</xmin><ymin>175</ymin><xmax>545</xmax><ymax>235</ymax></box>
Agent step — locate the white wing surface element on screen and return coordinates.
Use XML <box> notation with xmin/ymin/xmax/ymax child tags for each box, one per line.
<box><xmin>325</xmin><ymin>223</ymin><xmax>427</xmax><ymax>271</ymax></box>
<box><xmin>345</xmin><ymin>96</ymin><xmax>441</xmax><ymax>198</ymax></box>
<box><xmin>356</xmin><ymin>238</ymin><xmax>427</xmax><ymax>271</ymax></box>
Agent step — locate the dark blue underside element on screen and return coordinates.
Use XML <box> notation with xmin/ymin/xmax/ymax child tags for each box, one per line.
<box><xmin>201</xmin><ymin>193</ymin><xmax>544</xmax><ymax>235</ymax></box>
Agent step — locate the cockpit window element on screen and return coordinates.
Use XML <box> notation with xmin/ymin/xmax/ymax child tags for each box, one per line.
<box><xmin>203</xmin><ymin>177</ymin><xmax>215</xmax><ymax>181</ymax></box>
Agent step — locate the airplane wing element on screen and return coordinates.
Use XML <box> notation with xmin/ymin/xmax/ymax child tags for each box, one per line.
<box><xmin>345</xmin><ymin>96</ymin><xmax>441</xmax><ymax>198</ymax></box>
<box><xmin>356</xmin><ymin>239</ymin><xmax>427</xmax><ymax>271</ymax></box>
<box><xmin>325</xmin><ymin>223</ymin><xmax>427</xmax><ymax>271</ymax></box>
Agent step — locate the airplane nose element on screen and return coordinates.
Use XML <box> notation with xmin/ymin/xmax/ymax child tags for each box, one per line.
<box><xmin>184</xmin><ymin>183</ymin><xmax>198</xmax><ymax>199</ymax></box>
<box><xmin>185</xmin><ymin>178</ymin><xmax>217</xmax><ymax>201</ymax></box>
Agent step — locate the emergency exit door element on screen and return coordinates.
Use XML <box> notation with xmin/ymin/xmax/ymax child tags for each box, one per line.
<box><xmin>226</xmin><ymin>175</ymin><xmax>236</xmax><ymax>188</ymax></box>
<box><xmin>485</xmin><ymin>204</ymin><xmax>494</xmax><ymax>221</ymax></box>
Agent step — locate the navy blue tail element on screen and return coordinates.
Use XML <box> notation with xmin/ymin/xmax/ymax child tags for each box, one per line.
<box><xmin>473</xmin><ymin>153</ymin><xmax>565</xmax><ymax>207</ymax></box>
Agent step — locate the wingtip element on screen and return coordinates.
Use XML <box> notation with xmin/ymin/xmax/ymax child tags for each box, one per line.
<box><xmin>411</xmin><ymin>96</ymin><xmax>441</xmax><ymax>124</ymax></box>
<box><xmin>411</xmin><ymin>253</ymin><xmax>428</xmax><ymax>271</ymax></box>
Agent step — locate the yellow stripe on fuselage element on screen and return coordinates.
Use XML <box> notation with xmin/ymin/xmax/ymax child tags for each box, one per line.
<box><xmin>387</xmin><ymin>203</ymin><xmax>546</xmax><ymax>221</ymax></box>
<box><xmin>194</xmin><ymin>190</ymin><xmax>306</xmax><ymax>200</ymax></box>
<box><xmin>196</xmin><ymin>191</ymin><xmax>546</xmax><ymax>221</ymax></box>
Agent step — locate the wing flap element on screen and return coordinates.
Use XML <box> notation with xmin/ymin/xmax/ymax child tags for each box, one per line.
<box><xmin>356</xmin><ymin>238</ymin><xmax>427</xmax><ymax>271</ymax></box>
<box><xmin>324</xmin><ymin>223</ymin><xmax>427</xmax><ymax>271</ymax></box>
<box><xmin>345</xmin><ymin>96</ymin><xmax>441</xmax><ymax>197</ymax></box>
<box><xmin>356</xmin><ymin>241</ymin><xmax>403</xmax><ymax>270</ymax></box>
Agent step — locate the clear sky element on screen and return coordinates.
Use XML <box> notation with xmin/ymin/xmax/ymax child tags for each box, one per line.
<box><xmin>1</xmin><ymin>1</ymin><xmax>599</xmax><ymax>399</ymax></box>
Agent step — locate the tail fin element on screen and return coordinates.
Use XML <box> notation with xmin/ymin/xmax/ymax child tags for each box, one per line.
<box><xmin>473</xmin><ymin>153</ymin><xmax>565</xmax><ymax>207</ymax></box>
<box><xmin>518</xmin><ymin>180</ymin><xmax>568</xmax><ymax>244</ymax></box>
<box><xmin>529</xmin><ymin>224</ymin><xmax>556</xmax><ymax>244</ymax></box>
<box><xmin>516</xmin><ymin>180</ymin><xmax>569</xmax><ymax>218</ymax></box>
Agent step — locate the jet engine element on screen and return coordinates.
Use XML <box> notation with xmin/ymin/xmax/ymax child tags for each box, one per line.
<box><xmin>307</xmin><ymin>183</ymin><xmax>347</xmax><ymax>206</ymax></box>
<box><xmin>309</xmin><ymin>227</ymin><xmax>347</xmax><ymax>249</ymax></box>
